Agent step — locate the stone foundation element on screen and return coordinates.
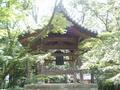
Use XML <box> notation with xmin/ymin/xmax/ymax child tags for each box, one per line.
<box><xmin>25</xmin><ymin>83</ymin><xmax>98</xmax><ymax>90</ymax></box>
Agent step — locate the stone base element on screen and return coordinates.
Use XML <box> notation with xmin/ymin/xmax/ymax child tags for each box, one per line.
<box><xmin>25</xmin><ymin>83</ymin><xmax>98</xmax><ymax>90</ymax></box>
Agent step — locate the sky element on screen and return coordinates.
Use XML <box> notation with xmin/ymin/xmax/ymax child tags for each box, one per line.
<box><xmin>22</xmin><ymin>0</ymin><xmax>106</xmax><ymax>32</ymax></box>
<box><xmin>24</xmin><ymin>0</ymin><xmax>59</xmax><ymax>29</ymax></box>
<box><xmin>25</xmin><ymin>0</ymin><xmax>77</xmax><ymax>29</ymax></box>
<box><xmin>20</xmin><ymin>0</ymin><xmax>65</xmax><ymax>31</ymax></box>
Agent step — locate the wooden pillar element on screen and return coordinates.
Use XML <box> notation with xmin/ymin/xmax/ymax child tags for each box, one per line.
<box><xmin>25</xmin><ymin>59</ymin><xmax>30</xmax><ymax>78</ymax></box>
<box><xmin>36</xmin><ymin>62</ymin><xmax>44</xmax><ymax>74</ymax></box>
<box><xmin>91</xmin><ymin>73</ymin><xmax>94</xmax><ymax>83</ymax></box>
<box><xmin>73</xmin><ymin>53</ymin><xmax>78</xmax><ymax>83</ymax></box>
<box><xmin>36</xmin><ymin>62</ymin><xmax>40</xmax><ymax>74</ymax></box>
<box><xmin>80</xmin><ymin>72</ymin><xmax>83</xmax><ymax>82</ymax></box>
<box><xmin>78</xmin><ymin>59</ymin><xmax>83</xmax><ymax>82</ymax></box>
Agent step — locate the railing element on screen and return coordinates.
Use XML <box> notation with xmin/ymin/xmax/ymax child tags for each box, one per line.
<box><xmin>25</xmin><ymin>83</ymin><xmax>98</xmax><ymax>90</ymax></box>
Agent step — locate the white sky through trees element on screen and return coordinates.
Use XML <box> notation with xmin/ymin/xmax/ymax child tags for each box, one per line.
<box><xmin>23</xmin><ymin>0</ymin><xmax>106</xmax><ymax>32</ymax></box>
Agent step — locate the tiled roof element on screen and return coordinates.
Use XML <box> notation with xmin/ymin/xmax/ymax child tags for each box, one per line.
<box><xmin>57</xmin><ymin>1</ymin><xmax>98</xmax><ymax>37</ymax></box>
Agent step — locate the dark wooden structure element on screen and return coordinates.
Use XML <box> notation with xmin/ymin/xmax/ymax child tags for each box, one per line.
<box><xmin>19</xmin><ymin>25</ymin><xmax>96</xmax><ymax>53</ymax></box>
<box><xmin>19</xmin><ymin>1</ymin><xmax>97</xmax><ymax>82</ymax></box>
<box><xmin>19</xmin><ymin>2</ymin><xmax>97</xmax><ymax>53</ymax></box>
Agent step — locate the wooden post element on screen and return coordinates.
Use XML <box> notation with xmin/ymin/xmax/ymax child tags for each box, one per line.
<box><xmin>73</xmin><ymin>53</ymin><xmax>78</xmax><ymax>83</ymax></box>
<box><xmin>91</xmin><ymin>73</ymin><xmax>94</xmax><ymax>83</ymax></box>
<box><xmin>78</xmin><ymin>59</ymin><xmax>83</xmax><ymax>83</ymax></box>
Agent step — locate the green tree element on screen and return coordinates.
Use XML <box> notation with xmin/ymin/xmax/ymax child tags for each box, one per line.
<box><xmin>0</xmin><ymin>0</ymin><xmax>33</xmax><ymax>88</ymax></box>
<box><xmin>68</xmin><ymin>0</ymin><xmax>120</xmax><ymax>86</ymax></box>
<box><xmin>81</xmin><ymin>31</ymin><xmax>120</xmax><ymax>85</ymax></box>
<box><xmin>0</xmin><ymin>0</ymin><xmax>68</xmax><ymax>88</ymax></box>
<box><xmin>68</xmin><ymin>0</ymin><xmax>120</xmax><ymax>32</ymax></box>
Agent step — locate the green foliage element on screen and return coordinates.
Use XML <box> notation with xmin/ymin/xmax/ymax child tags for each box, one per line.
<box><xmin>7</xmin><ymin>86</ymin><xmax>24</xmax><ymax>90</ymax></box>
<box><xmin>0</xmin><ymin>0</ymin><xmax>32</xmax><ymax>27</ymax></box>
<box><xmin>70</xmin><ymin>0</ymin><xmax>120</xmax><ymax>32</ymax></box>
<box><xmin>0</xmin><ymin>0</ymin><xmax>34</xmax><ymax>89</ymax></box>
<box><xmin>0</xmin><ymin>0</ymin><xmax>69</xmax><ymax>88</ymax></box>
<box><xmin>81</xmin><ymin>31</ymin><xmax>120</xmax><ymax>85</ymax></box>
<box><xmin>79</xmin><ymin>38</ymin><xmax>101</xmax><ymax>51</ymax></box>
<box><xmin>51</xmin><ymin>13</ymin><xmax>69</xmax><ymax>33</ymax></box>
<box><xmin>69</xmin><ymin>0</ymin><xmax>120</xmax><ymax>85</ymax></box>
<box><xmin>34</xmin><ymin>13</ymin><xmax>69</xmax><ymax>36</ymax></box>
<box><xmin>0</xmin><ymin>30</ymin><xmax>37</xmax><ymax>88</ymax></box>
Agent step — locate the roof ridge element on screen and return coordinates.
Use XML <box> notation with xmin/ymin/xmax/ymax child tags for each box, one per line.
<box><xmin>58</xmin><ymin>1</ymin><xmax>97</xmax><ymax>37</ymax></box>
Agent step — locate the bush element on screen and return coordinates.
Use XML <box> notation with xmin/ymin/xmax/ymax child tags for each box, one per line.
<box><xmin>7</xmin><ymin>86</ymin><xmax>24</xmax><ymax>90</ymax></box>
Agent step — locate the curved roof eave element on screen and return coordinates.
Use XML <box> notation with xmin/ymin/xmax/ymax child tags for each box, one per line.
<box><xmin>58</xmin><ymin>1</ymin><xmax>98</xmax><ymax>37</ymax></box>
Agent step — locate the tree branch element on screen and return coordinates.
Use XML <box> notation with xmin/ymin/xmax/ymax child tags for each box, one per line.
<box><xmin>81</xmin><ymin>12</ymin><xmax>85</xmax><ymax>24</ymax></box>
<box><xmin>105</xmin><ymin>10</ymin><xmax>109</xmax><ymax>31</ymax></box>
<box><xmin>35</xmin><ymin>0</ymin><xmax>58</xmax><ymax>39</ymax></box>
<box><xmin>92</xmin><ymin>10</ymin><xmax>109</xmax><ymax>31</ymax></box>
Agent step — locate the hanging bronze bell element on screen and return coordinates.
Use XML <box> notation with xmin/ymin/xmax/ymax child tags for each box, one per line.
<box><xmin>54</xmin><ymin>50</ymin><xmax>64</xmax><ymax>65</ymax></box>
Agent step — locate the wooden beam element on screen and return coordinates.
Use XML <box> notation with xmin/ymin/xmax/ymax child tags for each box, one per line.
<box><xmin>51</xmin><ymin>52</ymin><xmax>75</xmax><ymax>56</ymax></box>
<box><xmin>42</xmin><ymin>44</ymin><xmax>78</xmax><ymax>49</ymax></box>
<box><xmin>43</xmin><ymin>37</ymin><xmax>78</xmax><ymax>44</ymax></box>
<box><xmin>44</xmin><ymin>59</ymin><xmax>75</xmax><ymax>62</ymax></box>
